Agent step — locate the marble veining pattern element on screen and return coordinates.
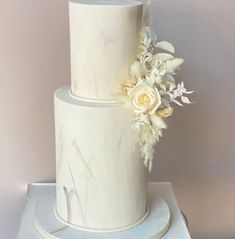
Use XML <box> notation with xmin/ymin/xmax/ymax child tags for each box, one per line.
<box><xmin>55</xmin><ymin>87</ymin><xmax>147</xmax><ymax>230</ymax></box>
<box><xmin>69</xmin><ymin>0</ymin><xmax>143</xmax><ymax>100</ymax></box>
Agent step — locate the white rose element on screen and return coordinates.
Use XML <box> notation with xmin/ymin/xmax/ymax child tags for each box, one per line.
<box><xmin>128</xmin><ymin>80</ymin><xmax>161</xmax><ymax>114</ymax></box>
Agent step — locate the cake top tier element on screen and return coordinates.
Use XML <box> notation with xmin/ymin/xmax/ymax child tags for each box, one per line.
<box><xmin>70</xmin><ymin>0</ymin><xmax>141</xmax><ymax>6</ymax></box>
<box><xmin>69</xmin><ymin>0</ymin><xmax>143</xmax><ymax>101</ymax></box>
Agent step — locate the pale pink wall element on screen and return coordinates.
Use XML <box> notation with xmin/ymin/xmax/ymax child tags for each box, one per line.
<box><xmin>0</xmin><ymin>1</ymin><xmax>235</xmax><ymax>239</ymax></box>
<box><xmin>0</xmin><ymin>1</ymin><xmax>69</xmax><ymax>238</ymax></box>
<box><xmin>149</xmin><ymin>1</ymin><xmax>235</xmax><ymax>238</ymax></box>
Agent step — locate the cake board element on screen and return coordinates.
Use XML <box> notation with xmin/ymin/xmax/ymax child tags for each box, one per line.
<box><xmin>34</xmin><ymin>193</ymin><xmax>170</xmax><ymax>239</ymax></box>
<box><xmin>17</xmin><ymin>183</ymin><xmax>192</xmax><ymax>239</ymax></box>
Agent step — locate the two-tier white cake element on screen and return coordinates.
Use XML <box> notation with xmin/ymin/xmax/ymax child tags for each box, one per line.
<box><xmin>54</xmin><ymin>0</ymin><xmax>149</xmax><ymax>232</ymax></box>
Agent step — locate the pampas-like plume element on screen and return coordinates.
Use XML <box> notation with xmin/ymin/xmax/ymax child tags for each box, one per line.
<box><xmin>133</xmin><ymin>114</ymin><xmax>167</xmax><ymax>171</ymax></box>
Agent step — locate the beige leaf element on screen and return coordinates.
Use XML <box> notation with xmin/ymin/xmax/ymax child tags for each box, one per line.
<box><xmin>181</xmin><ymin>96</ymin><xmax>191</xmax><ymax>104</ymax></box>
<box><xmin>150</xmin><ymin>53</ymin><xmax>174</xmax><ymax>65</ymax></box>
<box><xmin>155</xmin><ymin>41</ymin><xmax>175</xmax><ymax>54</ymax></box>
<box><xmin>165</xmin><ymin>58</ymin><xmax>184</xmax><ymax>72</ymax></box>
<box><xmin>157</xmin><ymin>107</ymin><xmax>173</xmax><ymax>118</ymax></box>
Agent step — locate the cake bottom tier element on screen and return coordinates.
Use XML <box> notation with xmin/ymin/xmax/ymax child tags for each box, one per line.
<box><xmin>54</xmin><ymin>86</ymin><xmax>148</xmax><ymax>231</ymax></box>
<box><xmin>33</xmin><ymin>184</ymin><xmax>171</xmax><ymax>238</ymax></box>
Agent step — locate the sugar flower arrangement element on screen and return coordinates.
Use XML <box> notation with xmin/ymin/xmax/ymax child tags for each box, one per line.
<box><xmin>121</xmin><ymin>26</ymin><xmax>193</xmax><ymax>171</ymax></box>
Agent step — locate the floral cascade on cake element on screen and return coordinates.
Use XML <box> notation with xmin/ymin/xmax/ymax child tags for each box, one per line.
<box><xmin>121</xmin><ymin>24</ymin><xmax>193</xmax><ymax>171</ymax></box>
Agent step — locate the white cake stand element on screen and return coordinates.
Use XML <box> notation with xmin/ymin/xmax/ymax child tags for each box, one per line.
<box><xmin>33</xmin><ymin>189</ymin><xmax>171</xmax><ymax>239</ymax></box>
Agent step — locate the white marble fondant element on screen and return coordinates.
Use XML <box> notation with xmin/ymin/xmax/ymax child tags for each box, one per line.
<box><xmin>54</xmin><ymin>87</ymin><xmax>148</xmax><ymax>230</ymax></box>
<box><xmin>69</xmin><ymin>0</ymin><xmax>143</xmax><ymax>100</ymax></box>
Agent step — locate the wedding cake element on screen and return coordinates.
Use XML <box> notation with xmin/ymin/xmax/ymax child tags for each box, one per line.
<box><xmin>54</xmin><ymin>0</ymin><xmax>148</xmax><ymax>231</ymax></box>
<box><xmin>54</xmin><ymin>0</ymin><xmax>192</xmax><ymax>233</ymax></box>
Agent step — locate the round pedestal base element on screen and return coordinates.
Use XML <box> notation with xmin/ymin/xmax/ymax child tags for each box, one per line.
<box><xmin>34</xmin><ymin>192</ymin><xmax>171</xmax><ymax>239</ymax></box>
<box><xmin>54</xmin><ymin>204</ymin><xmax>150</xmax><ymax>232</ymax></box>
